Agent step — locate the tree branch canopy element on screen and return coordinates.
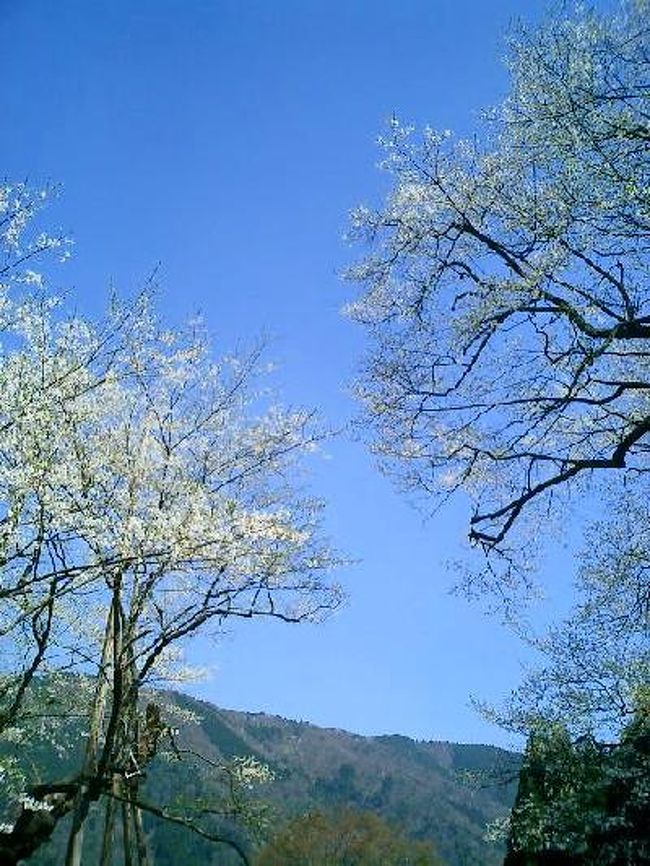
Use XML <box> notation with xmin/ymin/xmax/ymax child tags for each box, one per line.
<box><xmin>0</xmin><ymin>183</ymin><xmax>342</xmax><ymax>864</ymax></box>
<box><xmin>346</xmin><ymin>1</ymin><xmax>650</xmax><ymax>561</ymax></box>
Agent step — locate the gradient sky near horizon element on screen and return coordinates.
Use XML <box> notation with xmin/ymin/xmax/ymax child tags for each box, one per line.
<box><xmin>1</xmin><ymin>0</ymin><xmax>579</xmax><ymax>749</ymax></box>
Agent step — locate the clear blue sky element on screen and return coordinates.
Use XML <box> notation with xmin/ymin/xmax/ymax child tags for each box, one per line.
<box><xmin>2</xmin><ymin>0</ymin><xmax>570</xmax><ymax>748</ymax></box>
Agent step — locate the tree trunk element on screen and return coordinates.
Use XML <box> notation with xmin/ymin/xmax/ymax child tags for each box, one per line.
<box><xmin>99</xmin><ymin>779</ymin><xmax>117</xmax><ymax>866</ymax></box>
<box><xmin>65</xmin><ymin>595</ymin><xmax>117</xmax><ymax>866</ymax></box>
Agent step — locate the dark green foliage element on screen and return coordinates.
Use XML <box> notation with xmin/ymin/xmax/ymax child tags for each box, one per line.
<box><xmin>505</xmin><ymin>698</ymin><xmax>650</xmax><ymax>865</ymax></box>
<box><xmin>313</xmin><ymin>763</ymin><xmax>363</xmax><ymax>806</ymax></box>
<box><xmin>195</xmin><ymin>705</ymin><xmax>261</xmax><ymax>760</ymax></box>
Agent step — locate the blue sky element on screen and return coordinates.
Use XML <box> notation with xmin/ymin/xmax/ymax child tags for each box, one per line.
<box><xmin>1</xmin><ymin>0</ymin><xmax>570</xmax><ymax>748</ymax></box>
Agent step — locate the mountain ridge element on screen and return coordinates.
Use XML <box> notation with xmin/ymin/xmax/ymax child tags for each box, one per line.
<box><xmin>198</xmin><ymin>699</ymin><xmax>513</xmax><ymax>748</ymax></box>
<box><xmin>163</xmin><ymin>690</ymin><xmax>519</xmax><ymax>866</ymax></box>
<box><xmin>21</xmin><ymin>685</ymin><xmax>519</xmax><ymax>866</ymax></box>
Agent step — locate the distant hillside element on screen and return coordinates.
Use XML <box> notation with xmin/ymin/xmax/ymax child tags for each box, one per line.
<box><xmin>158</xmin><ymin>692</ymin><xmax>518</xmax><ymax>866</ymax></box>
<box><xmin>24</xmin><ymin>689</ymin><xmax>519</xmax><ymax>866</ymax></box>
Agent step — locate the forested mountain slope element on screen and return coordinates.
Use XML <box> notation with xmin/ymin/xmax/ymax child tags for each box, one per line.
<box><xmin>190</xmin><ymin>697</ymin><xmax>517</xmax><ymax>866</ymax></box>
<box><xmin>23</xmin><ymin>689</ymin><xmax>518</xmax><ymax>866</ymax></box>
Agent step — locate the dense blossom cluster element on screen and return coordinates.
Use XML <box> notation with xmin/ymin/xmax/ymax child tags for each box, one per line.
<box><xmin>0</xmin><ymin>182</ymin><xmax>341</xmax><ymax>865</ymax></box>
